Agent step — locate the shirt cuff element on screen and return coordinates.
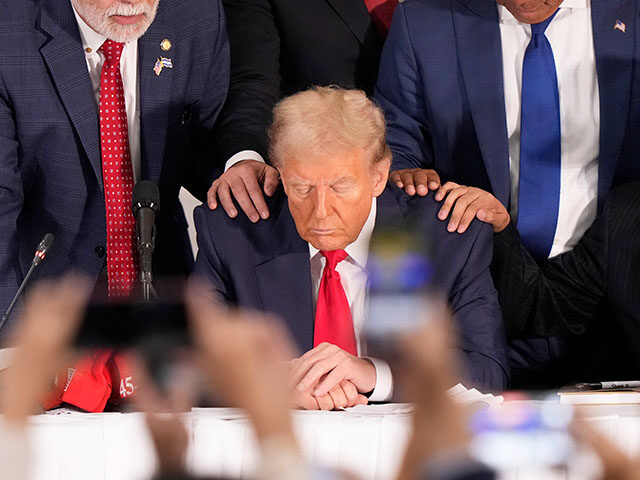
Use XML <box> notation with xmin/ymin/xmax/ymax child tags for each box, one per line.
<box><xmin>225</xmin><ymin>150</ymin><xmax>265</xmax><ymax>171</ymax></box>
<box><xmin>365</xmin><ymin>357</ymin><xmax>393</xmax><ymax>402</ymax></box>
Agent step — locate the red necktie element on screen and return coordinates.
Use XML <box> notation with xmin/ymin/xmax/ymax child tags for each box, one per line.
<box><xmin>363</xmin><ymin>0</ymin><xmax>399</xmax><ymax>38</ymax></box>
<box><xmin>99</xmin><ymin>39</ymin><xmax>137</xmax><ymax>298</ymax></box>
<box><xmin>314</xmin><ymin>250</ymin><xmax>358</xmax><ymax>356</ymax></box>
<box><xmin>44</xmin><ymin>41</ymin><xmax>138</xmax><ymax>412</ymax></box>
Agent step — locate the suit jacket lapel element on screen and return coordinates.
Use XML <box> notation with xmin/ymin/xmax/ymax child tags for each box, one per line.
<box><xmin>254</xmin><ymin>203</ymin><xmax>315</xmax><ymax>352</ymax></box>
<box><xmin>592</xmin><ymin>0</ymin><xmax>635</xmax><ymax>207</ymax></box>
<box><xmin>255</xmin><ymin>251</ymin><xmax>315</xmax><ymax>353</ymax></box>
<box><xmin>38</xmin><ymin>0</ymin><xmax>103</xmax><ymax>188</ymax></box>
<box><xmin>453</xmin><ymin>0</ymin><xmax>511</xmax><ymax>206</ymax></box>
<box><xmin>138</xmin><ymin>12</ymin><xmax>175</xmax><ymax>185</ymax></box>
<box><xmin>324</xmin><ymin>0</ymin><xmax>382</xmax><ymax>61</ymax></box>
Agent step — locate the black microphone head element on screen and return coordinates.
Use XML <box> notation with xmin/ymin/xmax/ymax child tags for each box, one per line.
<box><xmin>33</xmin><ymin>233</ymin><xmax>55</xmax><ymax>266</ymax></box>
<box><xmin>132</xmin><ymin>180</ymin><xmax>160</xmax><ymax>215</ymax></box>
<box><xmin>38</xmin><ymin>233</ymin><xmax>55</xmax><ymax>254</ymax></box>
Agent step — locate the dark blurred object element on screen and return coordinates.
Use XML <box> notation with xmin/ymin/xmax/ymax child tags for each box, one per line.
<box><xmin>75</xmin><ymin>277</ymin><xmax>190</xmax><ymax>349</ymax></box>
<box><xmin>76</xmin><ymin>300</ymin><xmax>188</xmax><ymax>349</ymax></box>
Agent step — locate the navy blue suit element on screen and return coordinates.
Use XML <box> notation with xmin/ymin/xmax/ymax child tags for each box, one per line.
<box><xmin>193</xmin><ymin>185</ymin><xmax>510</xmax><ymax>392</ymax></box>
<box><xmin>0</xmin><ymin>0</ymin><xmax>229</xmax><ymax>339</ymax></box>
<box><xmin>375</xmin><ymin>0</ymin><xmax>640</xmax><ymax>209</ymax></box>
<box><xmin>375</xmin><ymin>0</ymin><xmax>640</xmax><ymax>385</ymax></box>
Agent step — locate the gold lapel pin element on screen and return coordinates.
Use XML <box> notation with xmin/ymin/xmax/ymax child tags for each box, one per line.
<box><xmin>160</xmin><ymin>39</ymin><xmax>172</xmax><ymax>51</ymax></box>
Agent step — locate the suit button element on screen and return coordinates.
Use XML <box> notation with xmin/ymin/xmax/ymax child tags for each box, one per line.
<box><xmin>95</xmin><ymin>246</ymin><xmax>106</xmax><ymax>258</ymax></box>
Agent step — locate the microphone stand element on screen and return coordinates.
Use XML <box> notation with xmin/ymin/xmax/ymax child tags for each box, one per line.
<box><xmin>141</xmin><ymin>270</ymin><xmax>159</xmax><ymax>303</ymax></box>
<box><xmin>132</xmin><ymin>181</ymin><xmax>160</xmax><ymax>304</ymax></box>
<box><xmin>0</xmin><ymin>233</ymin><xmax>55</xmax><ymax>331</ymax></box>
<box><xmin>0</xmin><ymin>262</ymin><xmax>38</xmax><ymax>330</ymax></box>
<box><xmin>139</xmin><ymin>240</ymin><xmax>159</xmax><ymax>303</ymax></box>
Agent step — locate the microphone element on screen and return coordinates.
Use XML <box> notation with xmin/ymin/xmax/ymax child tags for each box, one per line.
<box><xmin>0</xmin><ymin>233</ymin><xmax>55</xmax><ymax>332</ymax></box>
<box><xmin>132</xmin><ymin>181</ymin><xmax>160</xmax><ymax>295</ymax></box>
<box><xmin>33</xmin><ymin>233</ymin><xmax>55</xmax><ymax>267</ymax></box>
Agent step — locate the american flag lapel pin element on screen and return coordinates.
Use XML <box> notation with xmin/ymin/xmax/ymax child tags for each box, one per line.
<box><xmin>153</xmin><ymin>57</ymin><xmax>174</xmax><ymax>76</ymax></box>
<box><xmin>614</xmin><ymin>19</ymin><xmax>626</xmax><ymax>33</ymax></box>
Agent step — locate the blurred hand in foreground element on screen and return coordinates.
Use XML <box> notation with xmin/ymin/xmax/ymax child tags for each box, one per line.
<box><xmin>1</xmin><ymin>276</ymin><xmax>90</xmax><ymax>424</ymax></box>
<box><xmin>131</xmin><ymin>353</ymin><xmax>194</xmax><ymax>476</ymax></box>
<box><xmin>186</xmin><ymin>284</ymin><xmax>297</xmax><ymax>441</ymax></box>
<box><xmin>395</xmin><ymin>302</ymin><xmax>471</xmax><ymax>480</ymax></box>
<box><xmin>573</xmin><ymin>419</ymin><xmax>640</xmax><ymax>480</ymax></box>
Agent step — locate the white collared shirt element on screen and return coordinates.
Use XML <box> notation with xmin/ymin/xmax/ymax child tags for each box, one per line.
<box><xmin>308</xmin><ymin>198</ymin><xmax>393</xmax><ymax>402</ymax></box>
<box><xmin>499</xmin><ymin>0</ymin><xmax>600</xmax><ymax>257</ymax></box>
<box><xmin>72</xmin><ymin>7</ymin><xmax>142</xmax><ymax>183</ymax></box>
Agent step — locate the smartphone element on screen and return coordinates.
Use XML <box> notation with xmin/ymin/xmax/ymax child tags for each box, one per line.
<box><xmin>469</xmin><ymin>399</ymin><xmax>575</xmax><ymax>470</ymax></box>
<box><xmin>363</xmin><ymin>208</ymin><xmax>435</xmax><ymax>360</ymax></box>
<box><xmin>75</xmin><ymin>278</ymin><xmax>189</xmax><ymax>348</ymax></box>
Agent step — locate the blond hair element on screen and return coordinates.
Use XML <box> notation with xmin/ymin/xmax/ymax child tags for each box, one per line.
<box><xmin>268</xmin><ymin>86</ymin><xmax>391</xmax><ymax>167</ymax></box>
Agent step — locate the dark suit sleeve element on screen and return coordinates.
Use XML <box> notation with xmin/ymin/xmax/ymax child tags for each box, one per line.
<box><xmin>492</xmin><ymin>216</ymin><xmax>606</xmax><ymax>339</ymax></box>
<box><xmin>450</xmin><ymin>223</ymin><xmax>509</xmax><ymax>392</ymax></box>
<box><xmin>0</xmin><ymin>70</ymin><xmax>23</xmax><ymax>329</ymax></box>
<box><xmin>211</xmin><ymin>0</ymin><xmax>281</xmax><ymax>167</ymax></box>
<box><xmin>192</xmin><ymin>206</ymin><xmax>235</xmax><ymax>302</ymax></box>
<box><xmin>181</xmin><ymin>0</ymin><xmax>232</xmax><ymax>199</ymax></box>
<box><xmin>374</xmin><ymin>3</ymin><xmax>434</xmax><ymax>171</ymax></box>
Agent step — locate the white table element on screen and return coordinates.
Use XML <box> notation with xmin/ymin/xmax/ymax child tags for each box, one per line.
<box><xmin>10</xmin><ymin>403</ymin><xmax>640</xmax><ymax>480</ymax></box>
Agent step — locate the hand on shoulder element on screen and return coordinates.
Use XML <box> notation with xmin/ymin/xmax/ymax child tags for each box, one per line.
<box><xmin>434</xmin><ymin>182</ymin><xmax>510</xmax><ymax>233</ymax></box>
<box><xmin>390</xmin><ymin>168</ymin><xmax>441</xmax><ymax>196</ymax></box>
<box><xmin>207</xmin><ymin>159</ymin><xmax>280</xmax><ymax>223</ymax></box>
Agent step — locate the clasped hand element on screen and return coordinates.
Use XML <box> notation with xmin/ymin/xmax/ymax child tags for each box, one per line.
<box><xmin>289</xmin><ymin>343</ymin><xmax>375</xmax><ymax>410</ymax></box>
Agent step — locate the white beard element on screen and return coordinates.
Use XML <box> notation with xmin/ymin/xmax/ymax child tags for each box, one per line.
<box><xmin>71</xmin><ymin>0</ymin><xmax>160</xmax><ymax>43</ymax></box>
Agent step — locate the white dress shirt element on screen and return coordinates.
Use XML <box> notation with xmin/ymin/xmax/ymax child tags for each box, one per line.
<box><xmin>499</xmin><ymin>0</ymin><xmax>600</xmax><ymax>257</ymax></box>
<box><xmin>308</xmin><ymin>199</ymin><xmax>393</xmax><ymax>402</ymax></box>
<box><xmin>72</xmin><ymin>8</ymin><xmax>142</xmax><ymax>183</ymax></box>
<box><xmin>226</xmin><ymin>150</ymin><xmax>265</xmax><ymax>170</ymax></box>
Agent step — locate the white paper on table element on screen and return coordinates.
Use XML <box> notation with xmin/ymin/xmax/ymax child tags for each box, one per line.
<box><xmin>448</xmin><ymin>383</ymin><xmax>504</xmax><ymax>407</ymax></box>
<box><xmin>344</xmin><ymin>403</ymin><xmax>413</xmax><ymax>415</ymax></box>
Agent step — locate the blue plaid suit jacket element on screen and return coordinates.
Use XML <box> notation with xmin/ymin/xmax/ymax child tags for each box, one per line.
<box><xmin>0</xmin><ymin>0</ymin><xmax>229</xmax><ymax>340</ymax></box>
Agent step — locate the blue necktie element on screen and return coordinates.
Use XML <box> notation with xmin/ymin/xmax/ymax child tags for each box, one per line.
<box><xmin>517</xmin><ymin>11</ymin><xmax>561</xmax><ymax>260</ymax></box>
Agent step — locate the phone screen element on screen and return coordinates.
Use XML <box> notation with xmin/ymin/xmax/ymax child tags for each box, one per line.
<box><xmin>75</xmin><ymin>278</ymin><xmax>189</xmax><ymax>348</ymax></box>
<box><xmin>469</xmin><ymin>400</ymin><xmax>574</xmax><ymax>470</ymax></box>
<box><xmin>364</xmin><ymin>208</ymin><xmax>435</xmax><ymax>351</ymax></box>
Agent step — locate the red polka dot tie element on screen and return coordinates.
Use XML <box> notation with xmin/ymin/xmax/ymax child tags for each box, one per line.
<box><xmin>313</xmin><ymin>250</ymin><xmax>358</xmax><ymax>356</ymax></box>
<box><xmin>99</xmin><ymin>40</ymin><xmax>137</xmax><ymax>298</ymax></box>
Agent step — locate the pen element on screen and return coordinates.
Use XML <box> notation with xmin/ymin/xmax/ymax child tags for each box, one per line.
<box><xmin>574</xmin><ymin>381</ymin><xmax>640</xmax><ymax>391</ymax></box>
